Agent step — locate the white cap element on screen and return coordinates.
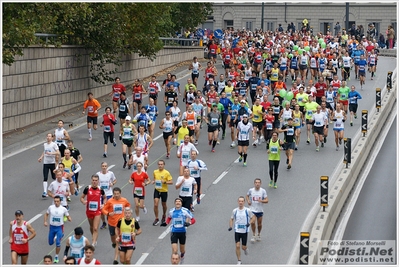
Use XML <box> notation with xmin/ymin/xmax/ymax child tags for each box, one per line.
<box><xmin>125</xmin><ymin>116</ymin><xmax>131</xmax><ymax>121</ymax></box>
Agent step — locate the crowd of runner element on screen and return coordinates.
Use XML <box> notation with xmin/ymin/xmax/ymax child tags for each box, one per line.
<box><xmin>10</xmin><ymin>22</ymin><xmax>387</xmax><ymax>265</ymax></box>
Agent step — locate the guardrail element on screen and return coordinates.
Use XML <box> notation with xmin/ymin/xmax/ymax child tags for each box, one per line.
<box><xmin>307</xmin><ymin>69</ymin><xmax>397</xmax><ymax>264</ymax></box>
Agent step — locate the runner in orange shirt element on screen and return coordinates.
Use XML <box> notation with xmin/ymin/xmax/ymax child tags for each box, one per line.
<box><xmin>101</xmin><ymin>187</ymin><xmax>131</xmax><ymax>265</ymax></box>
<box><xmin>82</xmin><ymin>92</ymin><xmax>101</xmax><ymax>141</ymax></box>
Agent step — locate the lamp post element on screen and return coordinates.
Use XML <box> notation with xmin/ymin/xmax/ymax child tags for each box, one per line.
<box><xmin>261</xmin><ymin>2</ymin><xmax>264</xmax><ymax>30</ymax></box>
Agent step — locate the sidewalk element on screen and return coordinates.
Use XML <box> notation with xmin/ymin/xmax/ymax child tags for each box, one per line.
<box><xmin>2</xmin><ymin>58</ymin><xmax>208</xmax><ymax>158</ymax></box>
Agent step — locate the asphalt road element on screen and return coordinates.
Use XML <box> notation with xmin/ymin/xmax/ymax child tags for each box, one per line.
<box><xmin>343</xmin><ymin>118</ymin><xmax>397</xmax><ymax>242</ymax></box>
<box><xmin>2</xmin><ymin>57</ymin><xmax>396</xmax><ymax>265</ymax></box>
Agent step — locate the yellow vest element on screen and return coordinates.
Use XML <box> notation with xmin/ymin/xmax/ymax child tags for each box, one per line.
<box><xmin>177</xmin><ymin>126</ymin><xmax>189</xmax><ymax>147</ymax></box>
<box><xmin>252</xmin><ymin>105</ymin><xmax>264</xmax><ymax>122</ymax></box>
<box><xmin>120</xmin><ymin>218</ymin><xmax>135</xmax><ymax>245</ymax></box>
<box><xmin>270</xmin><ymin>68</ymin><xmax>279</xmax><ymax>82</ymax></box>
<box><xmin>62</xmin><ymin>157</ymin><xmax>73</xmax><ymax>173</ymax></box>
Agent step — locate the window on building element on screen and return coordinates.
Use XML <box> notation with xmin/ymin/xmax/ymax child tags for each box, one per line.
<box><xmin>319</xmin><ymin>22</ymin><xmax>333</xmax><ymax>35</ymax></box>
<box><xmin>224</xmin><ymin>20</ymin><xmax>234</xmax><ymax>29</ymax></box>
<box><xmin>265</xmin><ymin>20</ymin><xmax>276</xmax><ymax>32</ymax></box>
<box><xmin>242</xmin><ymin>19</ymin><xmax>256</xmax><ymax>31</ymax></box>
<box><xmin>391</xmin><ymin>21</ymin><xmax>397</xmax><ymax>32</ymax></box>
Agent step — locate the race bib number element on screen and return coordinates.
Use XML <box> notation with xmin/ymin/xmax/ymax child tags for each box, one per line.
<box><xmin>315</xmin><ymin>121</ymin><xmax>322</xmax><ymax>126</ymax></box>
<box><xmin>121</xmin><ymin>233</ymin><xmax>131</xmax><ymax>243</ymax></box>
<box><xmin>335</xmin><ymin>123</ymin><xmax>342</xmax><ymax>127</ymax></box>
<box><xmin>14</xmin><ymin>234</ymin><xmax>24</xmax><ymax>244</ymax></box>
<box><xmin>52</xmin><ymin>217</ymin><xmax>61</xmax><ymax>223</ymax></box>
<box><xmin>341</xmin><ymin>94</ymin><xmax>346</xmax><ymax>98</ymax></box>
<box><xmin>211</xmin><ymin>118</ymin><xmax>218</xmax><ymax>125</ymax></box>
<box><xmin>100</xmin><ymin>181</ymin><xmax>109</xmax><ymax>190</ymax></box>
<box><xmin>134</xmin><ymin>93</ymin><xmax>141</xmax><ymax>100</ymax></box>
<box><xmin>150</xmin><ymin>88</ymin><xmax>156</xmax><ymax>94</ymax></box>
<box><xmin>104</xmin><ymin>126</ymin><xmax>111</xmax><ymax>132</ymax></box>
<box><xmin>188</xmin><ymin>120</ymin><xmax>194</xmax><ymax>126</ymax></box>
<box><xmin>134</xmin><ymin>187</ymin><xmax>143</xmax><ymax>196</ymax></box>
<box><xmin>113</xmin><ymin>204</ymin><xmax>123</xmax><ymax>214</ymax></box>
<box><xmin>113</xmin><ymin>92</ymin><xmax>120</xmax><ymax>98</ymax></box>
<box><xmin>270</xmin><ymin>146</ymin><xmax>278</xmax><ymax>154</ymax></box>
<box><xmin>273</xmin><ymin>107</ymin><xmax>280</xmax><ymax>114</ymax></box>
<box><xmin>155</xmin><ymin>180</ymin><xmax>162</xmax><ymax>189</ymax></box>
<box><xmin>190</xmin><ymin>169</ymin><xmax>198</xmax><ymax>176</ymax></box>
<box><xmin>165</xmin><ymin>126</ymin><xmax>172</xmax><ymax>132</ymax></box>
<box><xmin>254</xmin><ymin>115</ymin><xmax>259</xmax><ymax>120</ymax></box>
<box><xmin>173</xmin><ymin>218</ymin><xmax>183</xmax><ymax>228</ymax></box>
<box><xmin>119</xmin><ymin>105</ymin><xmax>126</xmax><ymax>112</ymax></box>
<box><xmin>168</xmin><ymin>97</ymin><xmax>174</xmax><ymax>104</ymax></box>
<box><xmin>88</xmin><ymin>106</ymin><xmax>93</xmax><ymax>112</ymax></box>
<box><xmin>237</xmin><ymin>224</ymin><xmax>246</xmax><ymax>229</ymax></box>
<box><xmin>266</xmin><ymin>123</ymin><xmax>273</xmax><ymax>130</ymax></box>
<box><xmin>182</xmin><ymin>152</ymin><xmax>189</xmax><ymax>159</ymax></box>
<box><xmin>287</xmin><ymin>128</ymin><xmax>294</xmax><ymax>135</ymax></box>
<box><xmin>307</xmin><ymin>110</ymin><xmax>313</xmax><ymax>116</ymax></box>
<box><xmin>89</xmin><ymin>201</ymin><xmax>98</xmax><ymax>211</ymax></box>
<box><xmin>181</xmin><ymin>186</ymin><xmax>190</xmax><ymax>192</ymax></box>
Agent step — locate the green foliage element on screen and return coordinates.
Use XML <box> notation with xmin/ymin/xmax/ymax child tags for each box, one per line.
<box><xmin>3</xmin><ymin>3</ymin><xmax>213</xmax><ymax>84</ymax></box>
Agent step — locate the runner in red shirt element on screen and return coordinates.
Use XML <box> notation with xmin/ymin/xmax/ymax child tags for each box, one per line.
<box><xmin>132</xmin><ymin>79</ymin><xmax>147</xmax><ymax>118</ymax></box>
<box><xmin>208</xmin><ymin>40</ymin><xmax>218</xmax><ymax>64</ymax></box>
<box><xmin>80</xmin><ymin>175</ymin><xmax>106</xmax><ymax>246</ymax></box>
<box><xmin>129</xmin><ymin>162</ymin><xmax>150</xmax><ymax>222</ymax></box>
<box><xmin>109</xmin><ymin>77</ymin><xmax>126</xmax><ymax>115</ymax></box>
<box><xmin>9</xmin><ymin>210</ymin><xmax>36</xmax><ymax>265</ymax></box>
<box><xmin>314</xmin><ymin>77</ymin><xmax>327</xmax><ymax>105</ymax></box>
<box><xmin>222</xmin><ymin>47</ymin><xmax>233</xmax><ymax>76</ymax></box>
<box><xmin>263</xmin><ymin>108</ymin><xmax>275</xmax><ymax>143</ymax></box>
<box><xmin>100</xmin><ymin>107</ymin><xmax>117</xmax><ymax>157</ymax></box>
<box><xmin>77</xmin><ymin>245</ymin><xmax>101</xmax><ymax>265</ymax></box>
<box><xmin>252</xmin><ymin>48</ymin><xmax>263</xmax><ymax>75</ymax></box>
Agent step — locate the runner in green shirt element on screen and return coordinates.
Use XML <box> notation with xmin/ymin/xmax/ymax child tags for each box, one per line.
<box><xmin>267</xmin><ymin>131</ymin><xmax>284</xmax><ymax>189</ymax></box>
<box><xmin>337</xmin><ymin>81</ymin><xmax>350</xmax><ymax>114</ymax></box>
<box><xmin>303</xmin><ymin>95</ymin><xmax>319</xmax><ymax>144</ymax></box>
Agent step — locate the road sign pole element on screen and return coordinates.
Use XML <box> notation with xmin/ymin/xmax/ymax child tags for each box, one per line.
<box><xmin>343</xmin><ymin>138</ymin><xmax>351</xmax><ymax>168</ymax></box>
<box><xmin>376</xmin><ymin>88</ymin><xmax>381</xmax><ymax>112</ymax></box>
<box><xmin>300</xmin><ymin>232</ymin><xmax>310</xmax><ymax>265</ymax></box>
<box><xmin>361</xmin><ymin>110</ymin><xmax>368</xmax><ymax>137</ymax></box>
<box><xmin>387</xmin><ymin>71</ymin><xmax>392</xmax><ymax>93</ymax></box>
<box><xmin>320</xmin><ymin>176</ymin><xmax>328</xmax><ymax>212</ymax></box>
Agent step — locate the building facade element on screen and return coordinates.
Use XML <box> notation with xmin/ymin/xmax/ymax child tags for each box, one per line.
<box><xmin>202</xmin><ymin>2</ymin><xmax>397</xmax><ymax>37</ymax></box>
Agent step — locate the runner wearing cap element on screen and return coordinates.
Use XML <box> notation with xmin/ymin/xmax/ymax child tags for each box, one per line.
<box><xmin>9</xmin><ymin>210</ymin><xmax>36</xmax><ymax>265</ymax></box>
<box><xmin>120</xmin><ymin>116</ymin><xmax>137</xmax><ymax>169</ymax></box>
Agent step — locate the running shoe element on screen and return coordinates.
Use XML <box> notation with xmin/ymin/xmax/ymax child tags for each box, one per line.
<box><xmin>339</xmin><ymin>138</ymin><xmax>342</xmax><ymax>145</ymax></box>
<box><xmin>287</xmin><ymin>164</ymin><xmax>291</xmax><ymax>169</ymax></box>
<box><xmin>238</xmin><ymin>156</ymin><xmax>242</xmax><ymax>162</ymax></box>
<box><xmin>324</xmin><ymin>137</ymin><xmax>327</xmax><ymax>143</ymax></box>
<box><xmin>180</xmin><ymin>256</ymin><xmax>184</xmax><ymax>265</ymax></box>
<box><xmin>316</xmin><ymin>146</ymin><xmax>320</xmax><ymax>152</ymax></box>
<box><xmin>350</xmin><ymin>122</ymin><xmax>353</xmax><ymax>126</ymax></box>
<box><xmin>217</xmin><ymin>141</ymin><xmax>220</xmax><ymax>145</ymax></box>
<box><xmin>208</xmin><ymin>140</ymin><xmax>212</xmax><ymax>145</ymax></box>
<box><xmin>88</xmin><ymin>137</ymin><xmax>92</xmax><ymax>141</ymax></box>
<box><xmin>211</xmin><ymin>148</ymin><xmax>215</xmax><ymax>153</ymax></box>
<box><xmin>100</xmin><ymin>222</ymin><xmax>107</xmax><ymax>230</ymax></box>
<box><xmin>166</xmin><ymin>153</ymin><xmax>170</xmax><ymax>159</ymax></box>
<box><xmin>197</xmin><ymin>197</ymin><xmax>201</xmax><ymax>204</ymax></box>
<box><xmin>321</xmin><ymin>142</ymin><xmax>324</xmax><ymax>148</ymax></box>
<box><xmin>112</xmin><ymin>243</ymin><xmax>116</xmax><ymax>248</ymax></box>
<box><xmin>194</xmin><ymin>140</ymin><xmax>199</xmax><ymax>145</ymax></box>
<box><xmin>222</xmin><ymin>134</ymin><xmax>225</xmax><ymax>140</ymax></box>
<box><xmin>237</xmin><ymin>261</ymin><xmax>242</xmax><ymax>265</ymax></box>
<box><xmin>136</xmin><ymin>216</ymin><xmax>140</xmax><ymax>222</ymax></box>
<box><xmin>113</xmin><ymin>141</ymin><xmax>117</xmax><ymax>147</ymax></box>
<box><xmin>160</xmin><ymin>219</ymin><xmax>167</xmax><ymax>227</ymax></box>
<box><xmin>42</xmin><ymin>192</ymin><xmax>48</xmax><ymax>198</ymax></box>
<box><xmin>128</xmin><ymin>164</ymin><xmax>131</xmax><ymax>170</ymax></box>
<box><xmin>143</xmin><ymin>207</ymin><xmax>147</xmax><ymax>214</ymax></box>
<box><xmin>103</xmin><ymin>153</ymin><xmax>107</xmax><ymax>158</ymax></box>
<box><xmin>274</xmin><ymin>183</ymin><xmax>277</xmax><ymax>189</ymax></box>
<box><xmin>252</xmin><ymin>140</ymin><xmax>257</xmax><ymax>147</ymax></box>
<box><xmin>286</xmin><ymin>158</ymin><xmax>289</xmax><ymax>164</ymax></box>
<box><xmin>336</xmin><ymin>146</ymin><xmax>339</xmax><ymax>151</ymax></box>
<box><xmin>190</xmin><ymin>206</ymin><xmax>195</xmax><ymax>212</ymax></box>
<box><xmin>256</xmin><ymin>235</ymin><xmax>261</xmax><ymax>241</ymax></box>
<box><xmin>354</xmin><ymin>114</ymin><xmax>357</xmax><ymax>119</ymax></box>
<box><xmin>113</xmin><ymin>260</ymin><xmax>119</xmax><ymax>265</ymax></box>
<box><xmin>269</xmin><ymin>181</ymin><xmax>273</xmax><ymax>187</ymax></box>
<box><xmin>54</xmin><ymin>256</ymin><xmax>59</xmax><ymax>264</ymax></box>
<box><xmin>250</xmin><ymin>236</ymin><xmax>256</xmax><ymax>243</ymax></box>
<box><xmin>230</xmin><ymin>142</ymin><xmax>236</xmax><ymax>148</ymax></box>
<box><xmin>92</xmin><ymin>242</ymin><xmax>97</xmax><ymax>247</ymax></box>
<box><xmin>123</xmin><ymin>161</ymin><xmax>127</xmax><ymax>168</ymax></box>
<box><xmin>244</xmin><ymin>248</ymin><xmax>249</xmax><ymax>256</ymax></box>
<box><xmin>67</xmin><ymin>196</ymin><xmax>71</xmax><ymax>202</ymax></box>
<box><xmin>74</xmin><ymin>190</ymin><xmax>79</xmax><ymax>196</ymax></box>
<box><xmin>153</xmin><ymin>218</ymin><xmax>160</xmax><ymax>226</ymax></box>
<box><xmin>243</xmin><ymin>162</ymin><xmax>247</xmax><ymax>167</ymax></box>
<box><xmin>306</xmin><ymin>139</ymin><xmax>310</xmax><ymax>144</ymax></box>
<box><xmin>294</xmin><ymin>146</ymin><xmax>298</xmax><ymax>151</ymax></box>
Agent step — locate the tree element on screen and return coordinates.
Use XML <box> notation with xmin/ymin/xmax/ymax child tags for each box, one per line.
<box><xmin>2</xmin><ymin>3</ymin><xmax>213</xmax><ymax>84</ymax></box>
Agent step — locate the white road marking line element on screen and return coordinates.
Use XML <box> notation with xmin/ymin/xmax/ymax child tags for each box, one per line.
<box><xmin>107</xmin><ymin>165</ymin><xmax>115</xmax><ymax>170</ymax></box>
<box><xmin>213</xmin><ymin>171</ymin><xmax>228</xmax><ymax>185</ymax></box>
<box><xmin>153</xmin><ymin>133</ymin><xmax>163</xmax><ymax>141</ymax></box>
<box><xmin>158</xmin><ymin>226</ymin><xmax>171</xmax><ymax>240</ymax></box>
<box><xmin>135</xmin><ymin>253</ymin><xmax>149</xmax><ymax>265</ymax></box>
<box><xmin>27</xmin><ymin>213</ymin><xmax>43</xmax><ymax>224</ymax></box>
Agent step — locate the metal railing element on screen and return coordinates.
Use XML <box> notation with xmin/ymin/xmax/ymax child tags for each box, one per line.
<box><xmin>159</xmin><ymin>37</ymin><xmax>200</xmax><ymax>47</ymax></box>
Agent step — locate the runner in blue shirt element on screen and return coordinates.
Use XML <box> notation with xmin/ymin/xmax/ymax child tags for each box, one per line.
<box><xmin>347</xmin><ymin>85</ymin><xmax>362</xmax><ymax>126</ymax></box>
